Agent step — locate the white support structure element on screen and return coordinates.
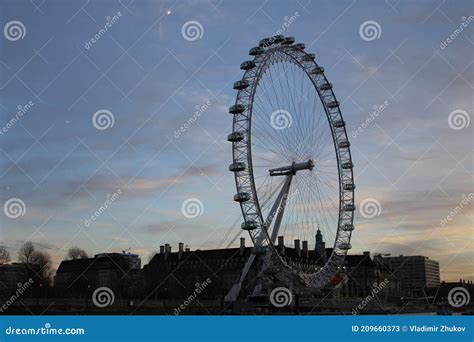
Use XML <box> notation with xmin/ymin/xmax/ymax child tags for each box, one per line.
<box><xmin>225</xmin><ymin>160</ymin><xmax>314</xmax><ymax>303</ymax></box>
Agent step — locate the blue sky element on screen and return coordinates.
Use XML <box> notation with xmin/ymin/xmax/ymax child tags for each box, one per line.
<box><xmin>0</xmin><ymin>0</ymin><xmax>472</xmax><ymax>281</ymax></box>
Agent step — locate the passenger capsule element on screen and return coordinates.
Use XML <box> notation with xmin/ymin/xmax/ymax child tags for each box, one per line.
<box><xmin>227</xmin><ymin>132</ymin><xmax>245</xmax><ymax>142</ymax></box>
<box><xmin>241</xmin><ymin>220</ymin><xmax>258</xmax><ymax>230</ymax></box>
<box><xmin>338</xmin><ymin>242</ymin><xmax>352</xmax><ymax>250</ymax></box>
<box><xmin>259</xmin><ymin>37</ymin><xmax>272</xmax><ymax>47</ymax></box>
<box><xmin>233</xmin><ymin>80</ymin><xmax>250</xmax><ymax>90</ymax></box>
<box><xmin>333</xmin><ymin>120</ymin><xmax>345</xmax><ymax>128</ymax></box>
<box><xmin>311</xmin><ymin>66</ymin><xmax>325</xmax><ymax>74</ymax></box>
<box><xmin>341</xmin><ymin>162</ymin><xmax>353</xmax><ymax>169</ymax></box>
<box><xmin>240</xmin><ymin>60</ymin><xmax>256</xmax><ymax>70</ymax></box>
<box><xmin>249</xmin><ymin>46</ymin><xmax>264</xmax><ymax>56</ymax></box>
<box><xmin>281</xmin><ymin>37</ymin><xmax>295</xmax><ymax>45</ymax></box>
<box><xmin>229</xmin><ymin>162</ymin><xmax>246</xmax><ymax>172</ymax></box>
<box><xmin>234</xmin><ymin>192</ymin><xmax>251</xmax><ymax>202</ymax></box>
<box><xmin>343</xmin><ymin>204</ymin><xmax>356</xmax><ymax>211</ymax></box>
<box><xmin>303</xmin><ymin>53</ymin><xmax>315</xmax><ymax>61</ymax></box>
<box><xmin>327</xmin><ymin>100</ymin><xmax>340</xmax><ymax>109</ymax></box>
<box><xmin>338</xmin><ymin>140</ymin><xmax>350</xmax><ymax>148</ymax></box>
<box><xmin>343</xmin><ymin>183</ymin><xmax>356</xmax><ymax>191</ymax></box>
<box><xmin>294</xmin><ymin>43</ymin><xmax>305</xmax><ymax>50</ymax></box>
<box><xmin>342</xmin><ymin>224</ymin><xmax>355</xmax><ymax>231</ymax></box>
<box><xmin>272</xmin><ymin>35</ymin><xmax>284</xmax><ymax>43</ymax></box>
<box><xmin>319</xmin><ymin>83</ymin><xmax>333</xmax><ymax>91</ymax></box>
<box><xmin>229</xmin><ymin>104</ymin><xmax>245</xmax><ymax>114</ymax></box>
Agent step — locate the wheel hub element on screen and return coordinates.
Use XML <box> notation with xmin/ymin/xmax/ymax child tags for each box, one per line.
<box><xmin>269</xmin><ymin>159</ymin><xmax>314</xmax><ymax>176</ymax></box>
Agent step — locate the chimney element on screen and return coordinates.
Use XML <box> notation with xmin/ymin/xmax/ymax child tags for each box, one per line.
<box><xmin>164</xmin><ymin>243</ymin><xmax>170</xmax><ymax>260</ymax></box>
<box><xmin>278</xmin><ymin>236</ymin><xmax>285</xmax><ymax>254</ymax></box>
<box><xmin>178</xmin><ymin>242</ymin><xmax>184</xmax><ymax>260</ymax></box>
<box><xmin>240</xmin><ymin>237</ymin><xmax>245</xmax><ymax>255</ymax></box>
<box><xmin>294</xmin><ymin>239</ymin><xmax>301</xmax><ymax>257</ymax></box>
<box><xmin>302</xmin><ymin>241</ymin><xmax>308</xmax><ymax>258</ymax></box>
<box><xmin>185</xmin><ymin>247</ymin><xmax>190</xmax><ymax>252</ymax></box>
<box><xmin>159</xmin><ymin>245</ymin><xmax>164</xmax><ymax>254</ymax></box>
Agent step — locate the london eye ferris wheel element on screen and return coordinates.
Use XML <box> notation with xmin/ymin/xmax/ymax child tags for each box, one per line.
<box><xmin>227</xmin><ymin>35</ymin><xmax>355</xmax><ymax>291</ymax></box>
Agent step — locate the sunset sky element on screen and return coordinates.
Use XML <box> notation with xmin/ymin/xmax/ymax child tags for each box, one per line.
<box><xmin>0</xmin><ymin>0</ymin><xmax>472</xmax><ymax>281</ymax></box>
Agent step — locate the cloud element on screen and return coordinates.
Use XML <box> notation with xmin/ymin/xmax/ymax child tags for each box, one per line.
<box><xmin>63</xmin><ymin>174</ymin><xmax>185</xmax><ymax>199</ymax></box>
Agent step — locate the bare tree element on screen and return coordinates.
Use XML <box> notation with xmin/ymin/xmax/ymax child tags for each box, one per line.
<box><xmin>18</xmin><ymin>242</ymin><xmax>53</xmax><ymax>284</ymax></box>
<box><xmin>30</xmin><ymin>251</ymin><xmax>52</xmax><ymax>280</ymax></box>
<box><xmin>0</xmin><ymin>246</ymin><xmax>10</xmax><ymax>264</ymax></box>
<box><xmin>66</xmin><ymin>247</ymin><xmax>88</xmax><ymax>260</ymax></box>
<box><xmin>18</xmin><ymin>241</ymin><xmax>35</xmax><ymax>264</ymax></box>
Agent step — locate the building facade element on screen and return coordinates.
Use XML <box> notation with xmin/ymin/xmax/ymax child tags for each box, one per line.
<box><xmin>378</xmin><ymin>255</ymin><xmax>440</xmax><ymax>296</ymax></box>
<box><xmin>54</xmin><ymin>252</ymin><xmax>141</xmax><ymax>298</ymax></box>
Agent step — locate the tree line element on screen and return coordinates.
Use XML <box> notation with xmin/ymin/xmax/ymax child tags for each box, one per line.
<box><xmin>0</xmin><ymin>243</ymin><xmax>89</xmax><ymax>284</ymax></box>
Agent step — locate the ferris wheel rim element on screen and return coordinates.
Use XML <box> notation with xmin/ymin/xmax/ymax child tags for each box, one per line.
<box><xmin>229</xmin><ymin>37</ymin><xmax>355</xmax><ymax>288</ymax></box>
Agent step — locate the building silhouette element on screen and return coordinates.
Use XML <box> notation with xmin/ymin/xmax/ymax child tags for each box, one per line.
<box><xmin>54</xmin><ymin>252</ymin><xmax>141</xmax><ymax>299</ymax></box>
<box><xmin>0</xmin><ymin>229</ymin><xmax>443</xmax><ymax>310</ymax></box>
<box><xmin>377</xmin><ymin>255</ymin><xmax>440</xmax><ymax>296</ymax></box>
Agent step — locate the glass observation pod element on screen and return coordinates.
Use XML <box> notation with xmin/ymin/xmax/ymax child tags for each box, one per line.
<box><xmin>227</xmin><ymin>131</ymin><xmax>245</xmax><ymax>142</ymax></box>
<box><xmin>338</xmin><ymin>140</ymin><xmax>350</xmax><ymax>148</ymax></box>
<box><xmin>234</xmin><ymin>192</ymin><xmax>251</xmax><ymax>202</ymax></box>
<box><xmin>294</xmin><ymin>43</ymin><xmax>305</xmax><ymax>50</ymax></box>
<box><xmin>281</xmin><ymin>36</ymin><xmax>295</xmax><ymax>45</ymax></box>
<box><xmin>259</xmin><ymin>37</ymin><xmax>273</xmax><ymax>47</ymax></box>
<box><xmin>342</xmin><ymin>224</ymin><xmax>355</xmax><ymax>231</ymax></box>
<box><xmin>229</xmin><ymin>104</ymin><xmax>245</xmax><ymax>114</ymax></box>
<box><xmin>311</xmin><ymin>66</ymin><xmax>325</xmax><ymax>74</ymax></box>
<box><xmin>249</xmin><ymin>46</ymin><xmax>264</xmax><ymax>56</ymax></box>
<box><xmin>342</xmin><ymin>162</ymin><xmax>354</xmax><ymax>169</ymax></box>
<box><xmin>240</xmin><ymin>60</ymin><xmax>256</xmax><ymax>70</ymax></box>
<box><xmin>343</xmin><ymin>204</ymin><xmax>356</xmax><ymax>211</ymax></box>
<box><xmin>229</xmin><ymin>162</ymin><xmax>246</xmax><ymax>172</ymax></box>
<box><xmin>241</xmin><ymin>220</ymin><xmax>258</xmax><ymax>230</ymax></box>
<box><xmin>233</xmin><ymin>80</ymin><xmax>250</xmax><ymax>90</ymax></box>
<box><xmin>343</xmin><ymin>183</ymin><xmax>356</xmax><ymax>191</ymax></box>
<box><xmin>339</xmin><ymin>242</ymin><xmax>352</xmax><ymax>250</ymax></box>
<box><xmin>319</xmin><ymin>83</ymin><xmax>333</xmax><ymax>91</ymax></box>
<box><xmin>272</xmin><ymin>35</ymin><xmax>284</xmax><ymax>43</ymax></box>
<box><xmin>327</xmin><ymin>100</ymin><xmax>340</xmax><ymax>109</ymax></box>
<box><xmin>303</xmin><ymin>53</ymin><xmax>315</xmax><ymax>61</ymax></box>
<box><xmin>333</xmin><ymin>119</ymin><xmax>345</xmax><ymax>128</ymax></box>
